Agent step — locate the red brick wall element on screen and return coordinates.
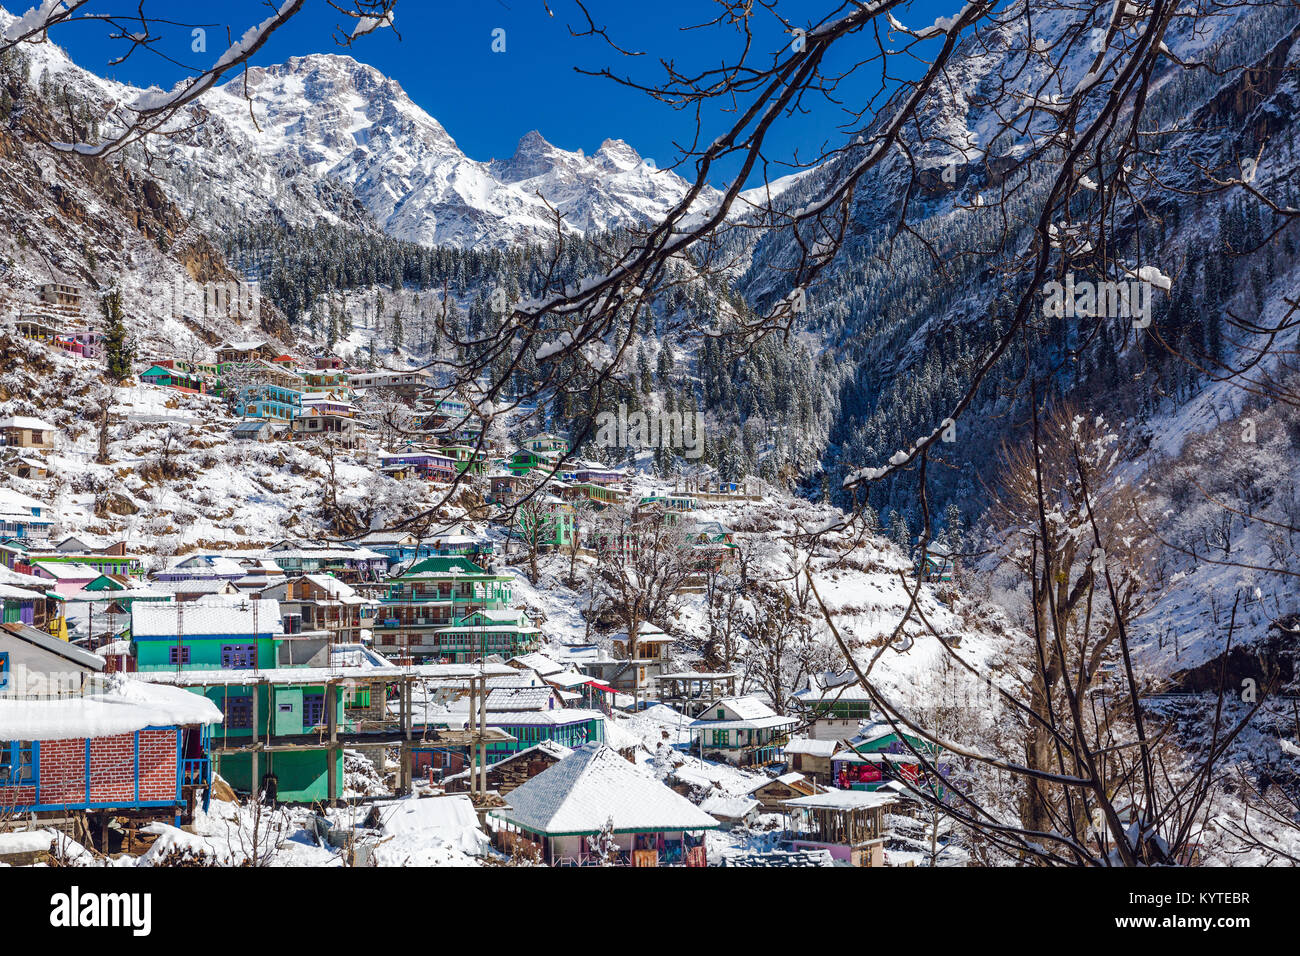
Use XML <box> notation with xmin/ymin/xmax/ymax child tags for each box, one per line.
<box><xmin>137</xmin><ymin>729</ymin><xmax>178</xmax><ymax>801</ymax></box>
<box><xmin>0</xmin><ymin>729</ymin><xmax>178</xmax><ymax>809</ymax></box>
<box><xmin>32</xmin><ymin>738</ymin><xmax>86</xmax><ymax>805</ymax></box>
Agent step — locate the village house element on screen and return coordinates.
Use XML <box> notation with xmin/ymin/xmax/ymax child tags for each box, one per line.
<box><xmin>0</xmin><ymin>488</ymin><xmax>54</xmax><ymax>541</ymax></box>
<box><xmin>443</xmin><ymin>739</ymin><xmax>571</xmax><ymax>795</ymax></box>
<box><xmin>782</xmin><ymin>789</ymin><xmax>898</xmax><ymax>867</ymax></box>
<box><xmin>140</xmin><ymin>363</ymin><xmax>209</xmax><ymax>393</ymax></box>
<box><xmin>128</xmin><ymin>600</ymin><xmax>349</xmax><ymax>801</ymax></box>
<box><xmin>354</xmin><ymin>528</ymin><xmax>494</xmax><ymax>569</ymax></box>
<box><xmin>230</xmin><ymin>419</ymin><xmax>285</xmax><ymax>441</ymax></box>
<box><xmin>151</xmin><ymin>579</ymin><xmax>243</xmax><ymax>603</ymax></box>
<box><xmin>32</xmin><ymin>542</ymin><xmax>143</xmax><ymax>578</ymax></box>
<box><xmin>489</xmin><ymin>742</ymin><xmax>716</xmax><ymax>866</ymax></box>
<box><xmin>373</xmin><ymin>557</ymin><xmax>517</xmax><ymax>661</ymax></box>
<box><xmin>784</xmin><ymin>737</ymin><xmax>842</xmax><ymax>783</ymax></box>
<box><xmin>27</xmin><ymin>560</ymin><xmax>101</xmax><ymax>597</ymax></box>
<box><xmin>572</xmin><ymin>462</ymin><xmax>623</xmax><ymax>486</ymax></box>
<box><xmin>561</xmin><ymin>481</ymin><xmax>625</xmax><ymax>508</ymax></box>
<box><xmin>215</xmin><ymin>340</ymin><xmax>276</xmax><ymax>365</ymax></box>
<box><xmin>292</xmin><ymin>407</ymin><xmax>359</xmax><ymax>448</ymax></box>
<box><xmin>638</xmin><ymin>494</ymin><xmax>698</xmax><ymax>512</ymax></box>
<box><xmin>52</xmin><ymin>328</ymin><xmax>103</xmax><ymax>361</ymax></box>
<box><xmin>131</xmin><ymin>599</ymin><xmax>285</xmax><ymax>672</ymax></box>
<box><xmin>653</xmin><ymin>670</ymin><xmax>739</xmax><ymax>717</ymax></box>
<box><xmin>689</xmin><ymin>696</ymin><xmax>798</xmax><ymax>767</ymax></box>
<box><xmin>748</xmin><ymin>770</ymin><xmax>824</xmax><ymax>811</ymax></box>
<box><xmin>438</xmin><ymin>443</ymin><xmax>488</xmax><ymax>476</ymax></box>
<box><xmin>0</xmin><ymin>582</ymin><xmax>62</xmax><ymax>634</ymax></box>
<box><xmin>699</xmin><ymin>792</ymin><xmax>761</xmax><ymax>829</ymax></box>
<box><xmin>487</xmin><ymin>470</ymin><xmax>526</xmax><ymax>505</ymax></box>
<box><xmin>1</xmin><ymin>451</ymin><xmax>49</xmax><ymax>480</ymax></box>
<box><xmin>507</xmin><ymin>652</ymin><xmax>615</xmax><ymax>711</ymax></box>
<box><xmin>152</xmin><ymin>554</ymin><xmax>249</xmax><ymax>583</ymax></box>
<box><xmin>792</xmin><ymin>670</ymin><xmax>874</xmax><ymax>741</ymax></box>
<box><xmin>432</xmin><ymin>608</ymin><xmax>541</xmax><ymax>663</ymax></box>
<box><xmin>234</xmin><ymin>381</ymin><xmax>304</xmax><ymax>421</ymax></box>
<box><xmin>348</xmin><ymin>368</ymin><xmax>432</xmax><ymax>391</ymax></box>
<box><xmin>258</xmin><ymin>574</ymin><xmax>368</xmax><ymax>646</ymax></box>
<box><xmin>508</xmin><ymin>446</ymin><xmax>560</xmax><ymax>478</ymax></box>
<box><xmin>0</xmin><ymin>621</ymin><xmax>221</xmax><ymax>824</ymax></box>
<box><xmin>262</xmin><ymin>542</ymin><xmax>388</xmax><ymax>580</ymax></box>
<box><xmin>522</xmin><ymin>434</ymin><xmax>569</xmax><ymax>456</ymax></box>
<box><xmin>917</xmin><ymin>541</ymin><xmax>957</xmax><ymax>583</ymax></box>
<box><xmin>830</xmin><ymin>721</ymin><xmax>944</xmax><ymax>792</ymax></box>
<box><xmin>37</xmin><ymin>281</ymin><xmax>83</xmax><ymax>310</ymax></box>
<box><xmin>0</xmin><ymin>416</ymin><xmax>56</xmax><ymax>450</ymax></box>
<box><xmin>377</xmin><ymin>450</ymin><xmax>457</xmax><ymax>482</ymax></box>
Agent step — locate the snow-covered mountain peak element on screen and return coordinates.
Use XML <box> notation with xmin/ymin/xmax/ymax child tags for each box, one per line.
<box><xmin>196</xmin><ymin>52</ymin><xmax>715</xmax><ymax>248</ymax></box>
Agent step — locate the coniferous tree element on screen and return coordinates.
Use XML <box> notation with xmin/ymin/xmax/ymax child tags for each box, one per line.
<box><xmin>100</xmin><ymin>290</ymin><xmax>133</xmax><ymax>382</ymax></box>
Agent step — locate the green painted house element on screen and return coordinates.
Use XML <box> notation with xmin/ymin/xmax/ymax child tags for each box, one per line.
<box><xmin>514</xmin><ymin>499</ymin><xmax>576</xmax><ymax>549</ymax></box>
<box><xmin>438</xmin><ymin>444</ymin><xmax>488</xmax><ymax>476</ymax></box>
<box><xmin>129</xmin><ymin>599</ymin><xmax>348</xmax><ymax>801</ymax></box>
<box><xmin>373</xmin><ymin>557</ymin><xmax>522</xmax><ymax>661</ymax></box>
<box><xmin>432</xmin><ymin>608</ymin><xmax>541</xmax><ymax>663</ymax></box>
<box><xmin>193</xmin><ymin>678</ymin><xmax>347</xmax><ymax>801</ymax></box>
<box><xmin>508</xmin><ymin>448</ymin><xmax>559</xmax><ymax>478</ymax></box>
<box><xmin>131</xmin><ymin>599</ymin><xmax>283</xmax><ymax>671</ymax></box>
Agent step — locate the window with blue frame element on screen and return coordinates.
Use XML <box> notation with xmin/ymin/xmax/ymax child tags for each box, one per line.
<box><xmin>0</xmin><ymin>652</ymin><xmax>8</xmax><ymax>691</ymax></box>
<box><xmin>221</xmin><ymin>644</ymin><xmax>257</xmax><ymax>669</ymax></box>
<box><xmin>169</xmin><ymin>646</ymin><xmax>191</xmax><ymax>665</ymax></box>
<box><xmin>302</xmin><ymin>693</ymin><xmax>325</xmax><ymax>728</ymax></box>
<box><xmin>222</xmin><ymin>695</ymin><xmax>254</xmax><ymax>729</ymax></box>
<box><xmin>0</xmin><ymin>741</ymin><xmax>36</xmax><ymax>785</ymax></box>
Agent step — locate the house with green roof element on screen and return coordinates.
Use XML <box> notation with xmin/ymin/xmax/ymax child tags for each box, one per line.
<box><xmin>373</xmin><ymin>557</ymin><xmax>522</xmax><ymax>661</ymax></box>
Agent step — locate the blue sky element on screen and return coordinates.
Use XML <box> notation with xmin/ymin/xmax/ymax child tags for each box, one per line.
<box><xmin>45</xmin><ymin>0</ymin><xmax>951</xmax><ymax>187</ymax></box>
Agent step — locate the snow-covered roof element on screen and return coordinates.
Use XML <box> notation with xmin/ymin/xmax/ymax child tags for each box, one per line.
<box><xmin>0</xmin><ymin>416</ymin><xmax>56</xmax><ymax>431</ymax></box>
<box><xmin>490</xmin><ymin>743</ymin><xmax>718</xmax><ymax>835</ymax></box>
<box><xmin>486</xmin><ymin>686</ymin><xmax>555</xmax><ymax>711</ymax></box>
<box><xmin>62</xmin><ymin>582</ymin><xmax>171</xmax><ymax>603</ymax></box>
<box><xmin>298</xmin><ymin>574</ymin><xmax>363</xmax><ymax>602</ymax></box>
<box><xmin>747</xmin><ymin>771</ymin><xmax>810</xmax><ymax>794</ymax></box>
<box><xmin>329</xmin><ymin>643</ymin><xmax>394</xmax><ymax>669</ymax></box>
<box><xmin>0</xmin><ymin>677</ymin><xmax>222</xmax><ymax>740</ymax></box>
<box><xmin>783</xmin><ymin>790</ymin><xmax>899</xmax><ymax>811</ymax></box>
<box><xmin>699</xmin><ymin>793</ymin><xmax>760</xmax><ymax>819</ymax></box>
<box><xmin>690</xmin><ymin>696</ymin><xmax>798</xmax><ymax>730</ymax></box>
<box><xmin>371</xmin><ymin>795</ymin><xmax>489</xmax><ymax>856</ymax></box>
<box><xmin>784</xmin><ymin>737</ymin><xmax>841</xmax><ymax>758</ymax></box>
<box><xmin>150</xmin><ymin>579</ymin><xmax>238</xmax><ymax>595</ymax></box>
<box><xmin>30</xmin><ymin>561</ymin><xmax>100</xmax><ymax>580</ymax></box>
<box><xmin>0</xmin><ymin>488</ymin><xmax>46</xmax><ymax>511</ymax></box>
<box><xmin>130</xmin><ymin>599</ymin><xmax>284</xmax><ymax>638</ymax></box>
<box><xmin>508</xmin><ymin>652</ymin><xmax>565</xmax><ymax>677</ymax></box>
<box><xmin>794</xmin><ymin>671</ymin><xmax>872</xmax><ymax>703</ymax></box>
